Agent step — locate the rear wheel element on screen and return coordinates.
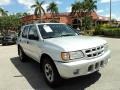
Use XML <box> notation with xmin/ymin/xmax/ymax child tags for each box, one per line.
<box><xmin>42</xmin><ymin>57</ymin><xmax>61</xmax><ymax>87</ymax></box>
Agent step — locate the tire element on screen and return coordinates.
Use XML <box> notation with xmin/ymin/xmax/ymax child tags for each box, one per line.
<box><xmin>2</xmin><ymin>42</ymin><xmax>7</xmax><ymax>46</ymax></box>
<box><xmin>42</xmin><ymin>57</ymin><xmax>61</xmax><ymax>87</ymax></box>
<box><xmin>2</xmin><ymin>43</ymin><xmax>5</xmax><ymax>46</ymax></box>
<box><xmin>18</xmin><ymin>47</ymin><xmax>27</xmax><ymax>62</ymax></box>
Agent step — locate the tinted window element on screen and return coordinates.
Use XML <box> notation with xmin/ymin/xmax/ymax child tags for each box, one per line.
<box><xmin>22</xmin><ymin>26</ymin><xmax>29</xmax><ymax>38</ymax></box>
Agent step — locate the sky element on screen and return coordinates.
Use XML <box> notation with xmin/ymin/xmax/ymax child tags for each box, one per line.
<box><xmin>0</xmin><ymin>0</ymin><xmax>120</xmax><ymax>20</ymax></box>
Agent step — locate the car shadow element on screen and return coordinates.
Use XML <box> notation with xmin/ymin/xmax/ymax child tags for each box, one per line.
<box><xmin>10</xmin><ymin>57</ymin><xmax>101</xmax><ymax>90</ymax></box>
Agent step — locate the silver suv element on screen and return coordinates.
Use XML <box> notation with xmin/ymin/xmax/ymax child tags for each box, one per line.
<box><xmin>17</xmin><ymin>23</ymin><xmax>111</xmax><ymax>86</ymax></box>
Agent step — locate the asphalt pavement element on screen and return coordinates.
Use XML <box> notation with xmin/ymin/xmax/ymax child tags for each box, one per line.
<box><xmin>0</xmin><ymin>37</ymin><xmax>120</xmax><ymax>90</ymax></box>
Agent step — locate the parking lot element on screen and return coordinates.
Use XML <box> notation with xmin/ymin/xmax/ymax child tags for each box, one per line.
<box><xmin>0</xmin><ymin>37</ymin><xmax>120</xmax><ymax>90</ymax></box>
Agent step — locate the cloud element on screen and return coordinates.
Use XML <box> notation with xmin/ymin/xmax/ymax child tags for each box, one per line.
<box><xmin>17</xmin><ymin>0</ymin><xmax>63</xmax><ymax>14</ymax></box>
<box><xmin>96</xmin><ymin>9</ymin><xmax>104</xmax><ymax>14</ymax></box>
<box><xmin>117</xmin><ymin>17</ymin><xmax>120</xmax><ymax>21</ymax></box>
<box><xmin>66</xmin><ymin>6</ymin><xmax>71</xmax><ymax>12</ymax></box>
<box><xmin>101</xmin><ymin>0</ymin><xmax>119</xmax><ymax>3</ymax></box>
<box><xmin>55</xmin><ymin>1</ymin><xmax>62</xmax><ymax>5</ymax></box>
<box><xmin>42</xmin><ymin>3</ymin><xmax>49</xmax><ymax>11</ymax></box>
<box><xmin>17</xmin><ymin>0</ymin><xmax>49</xmax><ymax>14</ymax></box>
<box><xmin>0</xmin><ymin>0</ymin><xmax>11</xmax><ymax>5</ymax></box>
<box><xmin>105</xmin><ymin>13</ymin><xmax>115</xmax><ymax>18</ymax></box>
<box><xmin>27</xmin><ymin>8</ymin><xmax>34</xmax><ymax>14</ymax></box>
<box><xmin>105</xmin><ymin>13</ymin><xmax>120</xmax><ymax>21</ymax></box>
<box><xmin>17</xmin><ymin>0</ymin><xmax>35</xmax><ymax>9</ymax></box>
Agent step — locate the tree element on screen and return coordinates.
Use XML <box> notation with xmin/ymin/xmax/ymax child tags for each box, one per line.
<box><xmin>71</xmin><ymin>1</ymin><xmax>83</xmax><ymax>17</ymax></box>
<box><xmin>71</xmin><ymin>1</ymin><xmax>83</xmax><ymax>29</ymax></box>
<box><xmin>71</xmin><ymin>0</ymin><xmax>97</xmax><ymax>30</ymax></box>
<box><xmin>0</xmin><ymin>7</ymin><xmax>8</xmax><ymax>16</ymax></box>
<box><xmin>47</xmin><ymin>2</ymin><xmax>58</xmax><ymax>21</ymax></box>
<box><xmin>82</xmin><ymin>0</ymin><xmax>97</xmax><ymax>30</ymax></box>
<box><xmin>23</xmin><ymin>12</ymin><xmax>30</xmax><ymax>17</ymax></box>
<box><xmin>0</xmin><ymin>15</ymin><xmax>21</xmax><ymax>35</ymax></box>
<box><xmin>82</xmin><ymin>16</ymin><xmax>93</xmax><ymax>30</ymax></box>
<box><xmin>31</xmin><ymin>0</ymin><xmax>45</xmax><ymax>22</ymax></box>
<box><xmin>83</xmin><ymin>0</ymin><xmax>97</xmax><ymax>16</ymax></box>
<box><xmin>15</xmin><ymin>13</ymin><xmax>23</xmax><ymax>18</ymax></box>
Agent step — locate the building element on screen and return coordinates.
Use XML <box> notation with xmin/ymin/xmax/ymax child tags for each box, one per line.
<box><xmin>97</xmin><ymin>15</ymin><xmax>110</xmax><ymax>24</ymax></box>
<box><xmin>21</xmin><ymin>12</ymin><xmax>109</xmax><ymax>29</ymax></box>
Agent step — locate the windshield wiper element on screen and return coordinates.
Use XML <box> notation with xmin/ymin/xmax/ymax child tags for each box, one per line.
<box><xmin>44</xmin><ymin>36</ymin><xmax>55</xmax><ymax>39</ymax></box>
<box><xmin>60</xmin><ymin>34</ymin><xmax>75</xmax><ymax>37</ymax></box>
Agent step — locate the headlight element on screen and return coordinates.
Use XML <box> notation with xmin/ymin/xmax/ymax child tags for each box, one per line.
<box><xmin>61</xmin><ymin>51</ymin><xmax>84</xmax><ymax>61</ymax></box>
<box><xmin>104</xmin><ymin>44</ymin><xmax>108</xmax><ymax>52</ymax></box>
<box><xmin>70</xmin><ymin>51</ymin><xmax>84</xmax><ymax>60</ymax></box>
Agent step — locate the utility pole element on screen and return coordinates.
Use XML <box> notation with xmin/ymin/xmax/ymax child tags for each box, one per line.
<box><xmin>110</xmin><ymin>0</ymin><xmax>111</xmax><ymax>25</ymax></box>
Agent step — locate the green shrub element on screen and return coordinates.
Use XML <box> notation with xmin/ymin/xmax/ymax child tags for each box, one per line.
<box><xmin>94</xmin><ymin>25</ymin><xmax>103</xmax><ymax>35</ymax></box>
<box><xmin>101</xmin><ymin>24</ymin><xmax>111</xmax><ymax>28</ymax></box>
<box><xmin>84</xmin><ymin>30</ymin><xmax>95</xmax><ymax>36</ymax></box>
<box><xmin>94</xmin><ymin>28</ymin><xmax>120</xmax><ymax>37</ymax></box>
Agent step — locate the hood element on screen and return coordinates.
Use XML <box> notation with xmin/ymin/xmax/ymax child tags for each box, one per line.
<box><xmin>44</xmin><ymin>36</ymin><xmax>107</xmax><ymax>51</ymax></box>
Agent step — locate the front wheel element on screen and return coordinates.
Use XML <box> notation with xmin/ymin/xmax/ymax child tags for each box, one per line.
<box><xmin>42</xmin><ymin>57</ymin><xmax>61</xmax><ymax>87</ymax></box>
<box><xmin>2</xmin><ymin>43</ymin><xmax>5</xmax><ymax>46</ymax></box>
<box><xmin>18</xmin><ymin>47</ymin><xmax>27</xmax><ymax>62</ymax></box>
<box><xmin>2</xmin><ymin>42</ymin><xmax>6</xmax><ymax>46</ymax></box>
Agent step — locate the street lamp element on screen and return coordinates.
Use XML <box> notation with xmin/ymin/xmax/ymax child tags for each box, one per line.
<box><xmin>110</xmin><ymin>0</ymin><xmax>111</xmax><ymax>25</ymax></box>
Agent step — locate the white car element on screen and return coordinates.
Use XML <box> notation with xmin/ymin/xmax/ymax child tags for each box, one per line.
<box><xmin>17</xmin><ymin>23</ymin><xmax>111</xmax><ymax>86</ymax></box>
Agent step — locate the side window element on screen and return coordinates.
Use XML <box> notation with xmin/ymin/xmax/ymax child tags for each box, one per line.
<box><xmin>22</xmin><ymin>26</ymin><xmax>29</xmax><ymax>38</ymax></box>
<box><xmin>28</xmin><ymin>25</ymin><xmax>39</xmax><ymax>40</ymax></box>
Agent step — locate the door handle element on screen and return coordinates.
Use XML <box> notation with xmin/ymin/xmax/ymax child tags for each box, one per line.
<box><xmin>27</xmin><ymin>41</ymin><xmax>29</xmax><ymax>44</ymax></box>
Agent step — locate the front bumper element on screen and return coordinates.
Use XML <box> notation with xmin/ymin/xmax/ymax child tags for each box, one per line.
<box><xmin>54</xmin><ymin>50</ymin><xmax>111</xmax><ymax>78</ymax></box>
<box><xmin>2</xmin><ymin>40</ymin><xmax>15</xmax><ymax>44</ymax></box>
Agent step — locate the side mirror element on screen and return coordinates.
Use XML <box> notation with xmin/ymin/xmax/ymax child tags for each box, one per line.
<box><xmin>29</xmin><ymin>34</ymin><xmax>39</xmax><ymax>40</ymax></box>
<box><xmin>73</xmin><ymin>29</ymin><xmax>81</xmax><ymax>35</ymax></box>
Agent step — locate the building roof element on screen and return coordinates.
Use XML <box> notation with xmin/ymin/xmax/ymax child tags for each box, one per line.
<box><xmin>98</xmin><ymin>15</ymin><xmax>110</xmax><ymax>21</ymax></box>
<box><xmin>21</xmin><ymin>12</ymin><xmax>109</xmax><ymax>24</ymax></box>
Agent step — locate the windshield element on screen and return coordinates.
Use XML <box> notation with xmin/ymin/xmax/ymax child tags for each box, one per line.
<box><xmin>38</xmin><ymin>24</ymin><xmax>78</xmax><ymax>39</ymax></box>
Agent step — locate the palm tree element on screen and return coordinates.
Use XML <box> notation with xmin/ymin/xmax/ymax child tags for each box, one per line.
<box><xmin>47</xmin><ymin>2</ymin><xmax>58</xmax><ymax>21</ymax></box>
<box><xmin>83</xmin><ymin>0</ymin><xmax>97</xmax><ymax>16</ymax></box>
<box><xmin>71</xmin><ymin>1</ymin><xmax>83</xmax><ymax>17</ymax></box>
<box><xmin>82</xmin><ymin>0</ymin><xmax>97</xmax><ymax>30</ymax></box>
<box><xmin>71</xmin><ymin>0</ymin><xmax>97</xmax><ymax>17</ymax></box>
<box><xmin>0</xmin><ymin>8</ymin><xmax>8</xmax><ymax>16</ymax></box>
<box><xmin>71</xmin><ymin>1</ymin><xmax>83</xmax><ymax>29</ymax></box>
<box><xmin>31</xmin><ymin>0</ymin><xmax>45</xmax><ymax>22</ymax></box>
<box><xmin>71</xmin><ymin>0</ymin><xmax>97</xmax><ymax>30</ymax></box>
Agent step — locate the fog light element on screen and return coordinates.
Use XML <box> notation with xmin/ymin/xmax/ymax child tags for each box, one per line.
<box><xmin>100</xmin><ymin>61</ymin><xmax>104</xmax><ymax>67</ymax></box>
<box><xmin>88</xmin><ymin>65</ymin><xmax>94</xmax><ymax>72</ymax></box>
<box><xmin>73</xmin><ymin>69</ymin><xmax>80</xmax><ymax>75</ymax></box>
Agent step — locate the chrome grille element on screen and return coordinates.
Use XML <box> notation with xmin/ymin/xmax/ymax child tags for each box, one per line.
<box><xmin>84</xmin><ymin>45</ymin><xmax>104</xmax><ymax>59</ymax></box>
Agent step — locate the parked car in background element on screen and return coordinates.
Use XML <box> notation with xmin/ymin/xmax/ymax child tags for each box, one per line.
<box><xmin>0</xmin><ymin>36</ymin><xmax>3</xmax><ymax>44</ymax></box>
<box><xmin>2</xmin><ymin>34</ymin><xmax>17</xmax><ymax>46</ymax></box>
<box><xmin>17</xmin><ymin>23</ymin><xmax>111</xmax><ymax>87</ymax></box>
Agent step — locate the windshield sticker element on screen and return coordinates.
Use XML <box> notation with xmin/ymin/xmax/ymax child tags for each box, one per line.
<box><xmin>43</xmin><ymin>25</ymin><xmax>53</xmax><ymax>32</ymax></box>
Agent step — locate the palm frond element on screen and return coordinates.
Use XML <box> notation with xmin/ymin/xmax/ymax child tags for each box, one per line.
<box><xmin>41</xmin><ymin>7</ymin><xmax>45</xmax><ymax>15</ymax></box>
<box><xmin>31</xmin><ymin>5</ymin><xmax>37</xmax><ymax>8</ymax></box>
<box><xmin>40</xmin><ymin>1</ymin><xmax>45</xmax><ymax>5</ymax></box>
